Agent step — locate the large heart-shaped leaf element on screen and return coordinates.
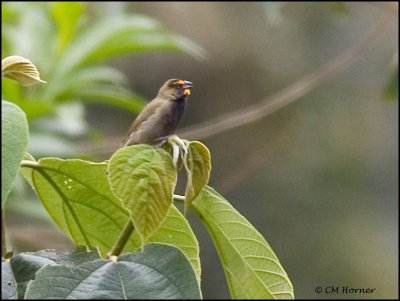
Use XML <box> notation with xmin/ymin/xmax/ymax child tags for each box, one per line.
<box><xmin>192</xmin><ymin>186</ymin><xmax>294</xmax><ymax>299</ymax></box>
<box><xmin>10</xmin><ymin>247</ymin><xmax>100</xmax><ymax>299</ymax></box>
<box><xmin>131</xmin><ymin>205</ymin><xmax>201</xmax><ymax>282</ymax></box>
<box><xmin>25</xmin><ymin>158</ymin><xmax>130</xmax><ymax>254</ymax></box>
<box><xmin>2</xmin><ymin>259</ymin><xmax>17</xmax><ymax>299</ymax></box>
<box><xmin>1</xmin><ymin>100</ymin><xmax>29</xmax><ymax>206</ymax></box>
<box><xmin>25</xmin><ymin>243</ymin><xmax>201</xmax><ymax>299</ymax></box>
<box><xmin>20</xmin><ymin>157</ymin><xmax>200</xmax><ymax>278</ymax></box>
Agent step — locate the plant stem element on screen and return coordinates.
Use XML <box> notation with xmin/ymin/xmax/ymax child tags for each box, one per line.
<box><xmin>107</xmin><ymin>219</ymin><xmax>135</xmax><ymax>258</ymax></box>
<box><xmin>108</xmin><ymin>196</ymin><xmax>186</xmax><ymax>258</ymax></box>
<box><xmin>2</xmin><ymin>209</ymin><xmax>7</xmax><ymax>257</ymax></box>
<box><xmin>173</xmin><ymin>194</ymin><xmax>185</xmax><ymax>203</ymax></box>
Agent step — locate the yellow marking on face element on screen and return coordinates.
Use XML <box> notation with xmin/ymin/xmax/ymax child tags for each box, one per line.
<box><xmin>184</xmin><ymin>88</ymin><xmax>191</xmax><ymax>96</ymax></box>
<box><xmin>176</xmin><ymin>79</ymin><xmax>185</xmax><ymax>85</ymax></box>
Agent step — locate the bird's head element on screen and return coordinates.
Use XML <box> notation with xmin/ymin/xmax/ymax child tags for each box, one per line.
<box><xmin>158</xmin><ymin>78</ymin><xmax>194</xmax><ymax>100</ymax></box>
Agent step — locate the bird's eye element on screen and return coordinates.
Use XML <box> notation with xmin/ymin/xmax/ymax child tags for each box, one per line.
<box><xmin>174</xmin><ymin>83</ymin><xmax>181</xmax><ymax>89</ymax></box>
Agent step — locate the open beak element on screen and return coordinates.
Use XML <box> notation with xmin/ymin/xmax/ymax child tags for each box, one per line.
<box><xmin>182</xmin><ymin>80</ymin><xmax>193</xmax><ymax>96</ymax></box>
<box><xmin>182</xmin><ymin>80</ymin><xmax>193</xmax><ymax>89</ymax></box>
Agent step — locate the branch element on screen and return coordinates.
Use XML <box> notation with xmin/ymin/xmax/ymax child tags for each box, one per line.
<box><xmin>78</xmin><ymin>15</ymin><xmax>391</xmax><ymax>156</ymax></box>
<box><xmin>177</xmin><ymin>16</ymin><xmax>390</xmax><ymax>141</ymax></box>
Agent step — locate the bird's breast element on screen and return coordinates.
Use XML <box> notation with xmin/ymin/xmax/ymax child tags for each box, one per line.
<box><xmin>162</xmin><ymin>98</ymin><xmax>186</xmax><ymax>131</ymax></box>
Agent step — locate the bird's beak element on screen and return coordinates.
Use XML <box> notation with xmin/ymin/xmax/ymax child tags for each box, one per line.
<box><xmin>182</xmin><ymin>81</ymin><xmax>194</xmax><ymax>89</ymax></box>
<box><xmin>182</xmin><ymin>81</ymin><xmax>193</xmax><ymax>96</ymax></box>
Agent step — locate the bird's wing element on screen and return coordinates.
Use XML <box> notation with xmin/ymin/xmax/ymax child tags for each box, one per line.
<box><xmin>121</xmin><ymin>97</ymin><xmax>164</xmax><ymax>144</ymax></box>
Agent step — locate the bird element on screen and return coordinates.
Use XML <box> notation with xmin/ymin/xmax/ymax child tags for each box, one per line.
<box><xmin>121</xmin><ymin>78</ymin><xmax>193</xmax><ymax>147</ymax></box>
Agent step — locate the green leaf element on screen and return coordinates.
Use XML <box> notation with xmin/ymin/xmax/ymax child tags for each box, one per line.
<box><xmin>24</xmin><ymin>158</ymin><xmax>131</xmax><ymax>256</ymax></box>
<box><xmin>2</xmin><ymin>259</ymin><xmax>17</xmax><ymax>299</ymax></box>
<box><xmin>1</xmin><ymin>79</ymin><xmax>55</xmax><ymax>119</ymax></box>
<box><xmin>10</xmin><ymin>252</ymin><xmax>57</xmax><ymax>299</ymax></box>
<box><xmin>326</xmin><ymin>2</ymin><xmax>351</xmax><ymax>17</ymax></box>
<box><xmin>72</xmin><ymin>84</ymin><xmax>146</xmax><ymax>113</ymax></box>
<box><xmin>2</xmin><ymin>100</ymin><xmax>29</xmax><ymax>206</ymax></box>
<box><xmin>25</xmin><ymin>244</ymin><xmax>201</xmax><ymax>299</ymax></box>
<box><xmin>108</xmin><ymin>145</ymin><xmax>177</xmax><ymax>243</ymax></box>
<box><xmin>19</xmin><ymin>153</ymin><xmax>36</xmax><ymax>187</ymax></box>
<box><xmin>20</xmin><ymin>159</ymin><xmax>199</xmax><ymax>275</ymax></box>
<box><xmin>2</xmin><ymin>55</ymin><xmax>46</xmax><ymax>85</ymax></box>
<box><xmin>184</xmin><ymin>141</ymin><xmax>211</xmax><ymax>209</ymax></box>
<box><xmin>130</xmin><ymin>205</ymin><xmax>201</xmax><ymax>283</ymax></box>
<box><xmin>51</xmin><ymin>2</ymin><xmax>85</xmax><ymax>52</ymax></box>
<box><xmin>56</xmin><ymin>15</ymin><xmax>205</xmax><ymax>78</ymax></box>
<box><xmin>9</xmin><ymin>247</ymin><xmax>100</xmax><ymax>299</ymax></box>
<box><xmin>1</xmin><ymin>3</ymin><xmax>57</xmax><ymax>70</ymax></box>
<box><xmin>21</xmin><ymin>157</ymin><xmax>199</xmax><ymax>274</ymax></box>
<box><xmin>1</xmin><ymin>79</ymin><xmax>23</xmax><ymax>105</ymax></box>
<box><xmin>383</xmin><ymin>67</ymin><xmax>398</xmax><ymax>100</ymax></box>
<box><xmin>191</xmin><ymin>186</ymin><xmax>294</xmax><ymax>299</ymax></box>
<box><xmin>46</xmin><ymin>65</ymin><xmax>129</xmax><ymax>100</ymax></box>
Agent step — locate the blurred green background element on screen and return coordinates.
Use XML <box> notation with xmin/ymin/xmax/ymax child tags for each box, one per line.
<box><xmin>2</xmin><ymin>2</ymin><xmax>398</xmax><ymax>299</ymax></box>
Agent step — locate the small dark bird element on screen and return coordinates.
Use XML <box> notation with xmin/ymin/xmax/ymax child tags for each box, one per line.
<box><xmin>122</xmin><ymin>78</ymin><xmax>193</xmax><ymax>147</ymax></box>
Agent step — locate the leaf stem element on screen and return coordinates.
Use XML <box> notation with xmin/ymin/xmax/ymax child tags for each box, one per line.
<box><xmin>2</xmin><ymin>209</ymin><xmax>7</xmax><ymax>257</ymax></box>
<box><xmin>20</xmin><ymin>160</ymin><xmax>40</xmax><ymax>168</ymax></box>
<box><xmin>173</xmin><ymin>194</ymin><xmax>185</xmax><ymax>203</ymax></box>
<box><xmin>107</xmin><ymin>219</ymin><xmax>135</xmax><ymax>258</ymax></box>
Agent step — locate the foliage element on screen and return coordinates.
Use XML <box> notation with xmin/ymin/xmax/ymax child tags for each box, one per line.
<box><xmin>383</xmin><ymin>67</ymin><xmax>398</xmax><ymax>100</ymax></box>
<box><xmin>192</xmin><ymin>187</ymin><xmax>294</xmax><ymax>299</ymax></box>
<box><xmin>2</xmin><ymin>55</ymin><xmax>294</xmax><ymax>299</ymax></box>
<box><xmin>21</xmin><ymin>244</ymin><xmax>201</xmax><ymax>299</ymax></box>
<box><xmin>2</xmin><ymin>3</ymin><xmax>294</xmax><ymax>298</ymax></box>
<box><xmin>108</xmin><ymin>145</ymin><xmax>177</xmax><ymax>243</ymax></box>
<box><xmin>1</xmin><ymin>101</ymin><xmax>28</xmax><ymax>206</ymax></box>
<box><xmin>1</xmin><ymin>2</ymin><xmax>205</xmax><ymax>157</ymax></box>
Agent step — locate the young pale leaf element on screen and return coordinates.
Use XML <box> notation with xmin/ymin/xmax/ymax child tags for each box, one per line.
<box><xmin>9</xmin><ymin>248</ymin><xmax>100</xmax><ymax>299</ymax></box>
<box><xmin>1</xmin><ymin>56</ymin><xmax>46</xmax><ymax>85</ymax></box>
<box><xmin>25</xmin><ymin>244</ymin><xmax>201</xmax><ymax>299</ymax></box>
<box><xmin>191</xmin><ymin>186</ymin><xmax>294</xmax><ymax>299</ymax></box>
<box><xmin>2</xmin><ymin>101</ymin><xmax>29</xmax><ymax>206</ymax></box>
<box><xmin>108</xmin><ymin>145</ymin><xmax>177</xmax><ymax>243</ymax></box>
<box><xmin>2</xmin><ymin>259</ymin><xmax>17</xmax><ymax>300</ymax></box>
<box><xmin>184</xmin><ymin>141</ymin><xmax>211</xmax><ymax>209</ymax></box>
